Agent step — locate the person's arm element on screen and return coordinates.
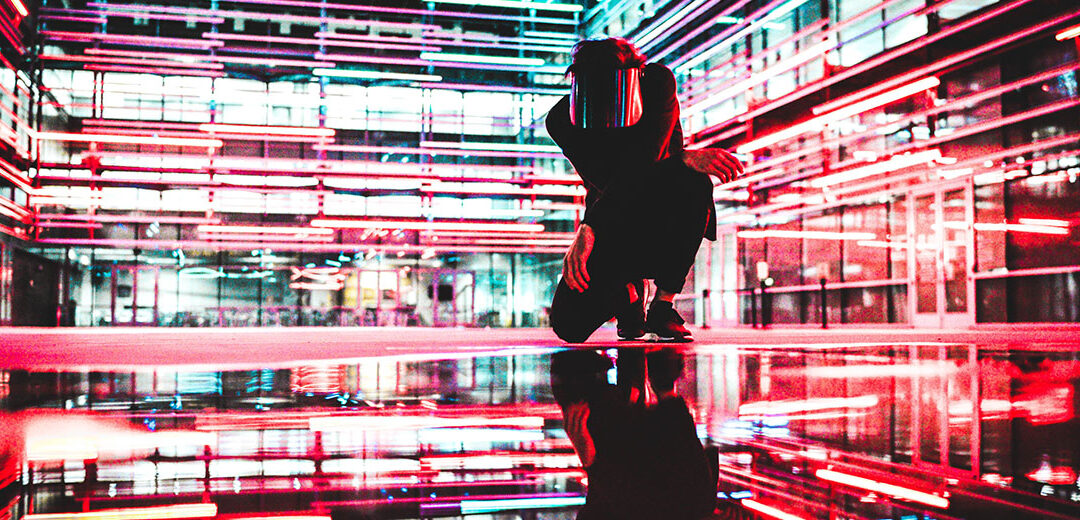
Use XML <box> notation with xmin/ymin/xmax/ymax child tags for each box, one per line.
<box><xmin>545</xmin><ymin>96</ymin><xmax>604</xmax><ymax>193</ymax></box>
<box><xmin>682</xmin><ymin>148</ymin><xmax>744</xmax><ymax>182</ymax></box>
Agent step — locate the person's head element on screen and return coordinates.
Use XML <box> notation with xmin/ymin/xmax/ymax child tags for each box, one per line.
<box><xmin>568</xmin><ymin>37</ymin><xmax>646</xmax><ymax>74</ymax></box>
<box><xmin>567</xmin><ymin>38</ymin><xmax>645</xmax><ymax>129</ymax></box>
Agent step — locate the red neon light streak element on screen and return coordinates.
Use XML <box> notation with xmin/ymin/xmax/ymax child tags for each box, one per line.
<box><xmin>6</xmin><ymin>0</ymin><xmax>29</xmax><ymax>17</ymax></box>
<box><xmin>40</xmin><ymin>54</ymin><xmax>225</xmax><ymax>69</ymax></box>
<box><xmin>815</xmin><ymin>469</ymin><xmax>949</xmax><ymax>508</ymax></box>
<box><xmin>198</xmin><ymin>123</ymin><xmax>335</xmax><ymax>138</ymax></box>
<box><xmin>23</xmin><ymin>504</ymin><xmax>219</xmax><ymax>520</ymax></box>
<box><xmin>197</xmin><ymin>225</ymin><xmax>334</xmax><ymax>235</ymax></box>
<box><xmin>310</xmin><ymin>219</ymin><xmax>545</xmax><ymax>232</ymax></box>
<box><xmin>1017</xmin><ymin>218</ymin><xmax>1070</xmax><ymax>227</ymax></box>
<box><xmin>35</xmin><ymin>132</ymin><xmax>223</xmax><ymax>147</ymax></box>
<box><xmin>740</xmin><ymin>500</ymin><xmax>807</xmax><ymax>520</ymax></box>
<box><xmin>972</xmin><ymin>223</ymin><xmax>1071</xmax><ymax>235</ymax></box>
<box><xmin>1057</xmin><ymin>23</ymin><xmax>1080</xmax><ymax>40</ymax></box>
<box><xmin>736</xmin><ymin>77</ymin><xmax>940</xmax><ymax>155</ymax></box>
<box><xmin>735</xmin><ymin>230</ymin><xmax>876</xmax><ymax>241</ymax></box>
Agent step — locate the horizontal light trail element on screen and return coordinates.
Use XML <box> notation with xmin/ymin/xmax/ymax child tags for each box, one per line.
<box><xmin>425</xmin><ymin>0</ymin><xmax>582</xmax><ymax>12</ymax></box>
<box><xmin>83</xmin><ymin>64</ymin><xmax>226</xmax><ymax>78</ymax></box>
<box><xmin>740</xmin><ymin>500</ymin><xmax>807</xmax><ymax>520</ymax></box>
<box><xmin>197</xmin><ymin>225</ymin><xmax>335</xmax><ymax>236</ymax></box>
<box><xmin>37</xmin><ymin>214</ymin><xmax>221</xmax><ymax>225</ymax></box>
<box><xmin>310</xmin><ymin>219</ymin><xmax>545</xmax><ymax>232</ymax></box>
<box><xmin>313</xmin><ymin>143</ymin><xmax>563</xmax><ymax>159</ymax></box>
<box><xmin>1058</xmin><ymin>23</ymin><xmax>1080</xmax><ymax>40</ymax></box>
<box><xmin>7</xmin><ymin>0</ymin><xmax>29</xmax><ymax>17</ymax></box>
<box><xmin>32</xmin><ymin>238</ymin><xmax>569</xmax><ymax>254</ymax></box>
<box><xmin>198</xmin><ymin>124</ymin><xmax>335</xmax><ymax>137</ymax></box>
<box><xmin>202</xmin><ymin>32</ymin><xmax>440</xmax><ymax>52</ymax></box>
<box><xmin>815</xmin><ymin>469</ymin><xmax>949</xmax><ymax>509</ymax></box>
<box><xmin>672</xmin><ymin>0</ymin><xmax>813</xmax><ymax>72</ymax></box>
<box><xmin>35</xmin><ymin>132</ymin><xmax>224</xmax><ymax>147</ymax></box>
<box><xmin>85</xmin><ymin>2</ymin><xmax>441</xmax><ymax>32</ymax></box>
<box><xmin>735</xmin><ymin>230</ymin><xmax>876</xmax><ymax>241</ymax></box>
<box><xmin>735</xmin><ymin>77</ymin><xmax>939</xmax><ymax>155</ymax></box>
<box><xmin>420</xmin><ymin>141</ymin><xmax>561</xmax><ymax>153</ymax></box>
<box><xmin>41</xmin><ymin>30</ymin><xmax>223</xmax><ymax>49</ymax></box>
<box><xmin>41</xmin><ymin>7</ymin><xmax>224</xmax><ymax>23</ymax></box>
<box><xmin>23</xmin><ymin>504</ymin><xmax>219</xmax><ymax>520</ymax></box>
<box><xmin>209</xmin><ymin>0</ymin><xmax>577</xmax><ymax>25</ymax></box>
<box><xmin>684</xmin><ymin>40</ymin><xmax>833</xmax><ymax>117</ymax></box>
<box><xmin>972</xmin><ymin>223</ymin><xmax>1071</xmax><ymax>235</ymax></box>
<box><xmin>722</xmin><ymin>0</ymin><xmax>1049</xmax><ymax>133</ymax></box>
<box><xmin>39</xmin><ymin>53</ymin><xmax>225</xmax><ymax>69</ymax></box>
<box><xmin>809</xmin><ymin>149</ymin><xmax>943</xmax><ymax>188</ymax></box>
<box><xmin>807</xmin><ymin>1</ymin><xmax>1067</xmax><ymax>116</ymax></box>
<box><xmin>419</xmin><ymin>52</ymin><xmax>546</xmax><ymax>66</ymax></box>
<box><xmin>313</xmin><ymin>68</ymin><xmax>442</xmax><ymax>81</ymax></box>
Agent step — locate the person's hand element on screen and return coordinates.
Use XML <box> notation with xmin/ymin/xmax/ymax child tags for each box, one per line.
<box><xmin>682</xmin><ymin>148</ymin><xmax>744</xmax><ymax>183</ymax></box>
<box><xmin>563</xmin><ymin>223</ymin><xmax>594</xmax><ymax>292</ymax></box>
<box><xmin>563</xmin><ymin>402</ymin><xmax>595</xmax><ymax>467</ymax></box>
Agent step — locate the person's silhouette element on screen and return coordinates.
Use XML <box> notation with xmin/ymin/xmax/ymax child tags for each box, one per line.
<box><xmin>550</xmin><ymin>348</ymin><xmax>716</xmax><ymax>520</ymax></box>
<box><xmin>546</xmin><ymin>38</ymin><xmax>742</xmax><ymax>343</ymax></box>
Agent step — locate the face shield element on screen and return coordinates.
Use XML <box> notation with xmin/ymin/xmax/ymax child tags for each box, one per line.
<box><xmin>569</xmin><ymin>67</ymin><xmax>643</xmax><ymax>129</ymax></box>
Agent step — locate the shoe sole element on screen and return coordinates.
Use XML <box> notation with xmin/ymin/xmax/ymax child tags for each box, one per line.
<box><xmin>642</xmin><ymin>332</ymin><xmax>693</xmax><ymax>343</ymax></box>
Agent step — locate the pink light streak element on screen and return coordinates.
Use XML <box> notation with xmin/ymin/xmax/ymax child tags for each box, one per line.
<box><xmin>740</xmin><ymin>500</ymin><xmax>807</xmax><ymax>520</ymax></box>
<box><xmin>972</xmin><ymin>223</ymin><xmax>1071</xmax><ymax>235</ymax></box>
<box><xmin>310</xmin><ymin>219</ymin><xmax>545</xmax><ymax>233</ymax></box>
<box><xmin>35</xmin><ymin>132</ymin><xmax>223</xmax><ymax>148</ymax></box>
<box><xmin>1057</xmin><ymin>23</ymin><xmax>1080</xmax><ymax>40</ymax></box>
<box><xmin>814</xmin><ymin>469</ymin><xmax>949</xmax><ymax>509</ymax></box>
<box><xmin>199</xmin><ymin>123</ymin><xmax>335</xmax><ymax>138</ymax></box>
<box><xmin>40</xmin><ymin>53</ymin><xmax>225</xmax><ymax>69</ymax></box>
<box><xmin>83</xmin><ymin>65</ymin><xmax>226</xmax><ymax>78</ymax></box>
<box><xmin>202</xmin><ymin>31</ymin><xmax>440</xmax><ymax>52</ymax></box>
<box><xmin>6</xmin><ymin>0</ymin><xmax>29</xmax><ymax>17</ymax></box>
<box><xmin>197</xmin><ymin>225</ymin><xmax>335</xmax><ymax>236</ymax></box>
<box><xmin>24</xmin><ymin>505</ymin><xmax>217</xmax><ymax>520</ymax></box>
<box><xmin>735</xmin><ymin>230</ymin><xmax>876</xmax><ymax>241</ymax></box>
<box><xmin>40</xmin><ymin>30</ymin><xmax>223</xmax><ymax>49</ymax></box>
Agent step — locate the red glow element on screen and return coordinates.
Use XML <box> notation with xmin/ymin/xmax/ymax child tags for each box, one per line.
<box><xmin>35</xmin><ymin>131</ymin><xmax>223</xmax><ymax>147</ymax></box>
<box><xmin>310</xmin><ymin>219</ymin><xmax>545</xmax><ymax>233</ymax></box>
<box><xmin>814</xmin><ymin>469</ymin><xmax>949</xmax><ymax>508</ymax></box>
<box><xmin>23</xmin><ymin>504</ymin><xmax>218</xmax><ymax>520</ymax></box>
<box><xmin>1024</xmin><ymin>462</ymin><xmax>1077</xmax><ymax>485</ymax></box>
<box><xmin>1056</xmin><ymin>23</ymin><xmax>1080</xmax><ymax>40</ymax></box>
<box><xmin>6</xmin><ymin>0</ymin><xmax>29</xmax><ymax>17</ymax></box>
<box><xmin>198</xmin><ymin>123</ymin><xmax>335</xmax><ymax>137</ymax></box>
<box><xmin>197</xmin><ymin>225</ymin><xmax>334</xmax><ymax>236</ymax></box>
<box><xmin>740</xmin><ymin>500</ymin><xmax>808</xmax><ymax>520</ymax></box>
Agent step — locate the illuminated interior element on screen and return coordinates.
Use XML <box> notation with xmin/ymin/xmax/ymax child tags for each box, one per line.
<box><xmin>1</xmin><ymin>1</ymin><xmax>1080</xmax><ymax>519</ymax></box>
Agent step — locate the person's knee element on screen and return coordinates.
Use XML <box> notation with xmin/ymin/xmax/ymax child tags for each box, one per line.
<box><xmin>552</xmin><ymin>314</ymin><xmax>592</xmax><ymax>343</ymax></box>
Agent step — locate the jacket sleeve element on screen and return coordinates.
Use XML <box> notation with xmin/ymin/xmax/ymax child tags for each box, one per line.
<box><xmin>545</xmin><ymin>96</ymin><xmax>605</xmax><ymax>193</ymax></box>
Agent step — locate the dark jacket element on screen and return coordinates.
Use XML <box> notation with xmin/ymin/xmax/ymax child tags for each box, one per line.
<box><xmin>545</xmin><ymin>63</ymin><xmax>717</xmax><ymax>241</ymax></box>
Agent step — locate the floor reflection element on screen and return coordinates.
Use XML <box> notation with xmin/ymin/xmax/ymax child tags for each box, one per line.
<box><xmin>1</xmin><ymin>343</ymin><xmax>1078</xmax><ymax>519</ymax></box>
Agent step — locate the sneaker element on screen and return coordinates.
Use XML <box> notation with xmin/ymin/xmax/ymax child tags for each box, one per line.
<box><xmin>643</xmin><ymin>300</ymin><xmax>693</xmax><ymax>342</ymax></box>
<box><xmin>616</xmin><ymin>297</ymin><xmax>646</xmax><ymax>340</ymax></box>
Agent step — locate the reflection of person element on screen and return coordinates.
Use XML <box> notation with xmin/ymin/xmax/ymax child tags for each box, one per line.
<box><xmin>551</xmin><ymin>348</ymin><xmax>716</xmax><ymax>520</ymax></box>
<box><xmin>546</xmin><ymin>38</ymin><xmax>743</xmax><ymax>343</ymax></box>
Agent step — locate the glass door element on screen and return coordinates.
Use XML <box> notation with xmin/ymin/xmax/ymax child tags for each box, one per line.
<box><xmin>910</xmin><ymin>183</ymin><xmax>974</xmax><ymax>328</ymax></box>
<box><xmin>111</xmin><ymin>266</ymin><xmax>160</xmax><ymax>326</ymax></box>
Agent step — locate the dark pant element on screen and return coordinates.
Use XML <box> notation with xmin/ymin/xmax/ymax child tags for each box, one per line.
<box><xmin>552</xmin><ymin>159</ymin><xmax>713</xmax><ymax>343</ymax></box>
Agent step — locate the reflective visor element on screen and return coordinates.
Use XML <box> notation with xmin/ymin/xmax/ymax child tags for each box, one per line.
<box><xmin>569</xmin><ymin>67</ymin><xmax>643</xmax><ymax>129</ymax></box>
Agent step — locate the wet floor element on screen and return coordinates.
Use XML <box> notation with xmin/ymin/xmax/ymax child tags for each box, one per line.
<box><xmin>1</xmin><ymin>341</ymin><xmax>1078</xmax><ymax>520</ymax></box>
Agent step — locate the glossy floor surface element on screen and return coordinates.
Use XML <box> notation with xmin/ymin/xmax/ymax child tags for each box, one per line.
<box><xmin>2</xmin><ymin>326</ymin><xmax>1079</xmax><ymax>520</ymax></box>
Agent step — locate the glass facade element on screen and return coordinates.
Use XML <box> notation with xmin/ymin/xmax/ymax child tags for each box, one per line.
<box><xmin>0</xmin><ymin>0</ymin><xmax>1078</xmax><ymax>327</ymax></box>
